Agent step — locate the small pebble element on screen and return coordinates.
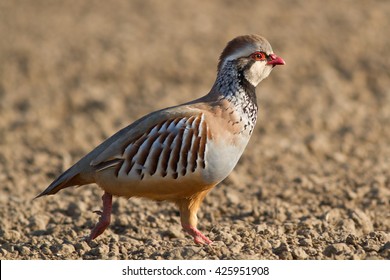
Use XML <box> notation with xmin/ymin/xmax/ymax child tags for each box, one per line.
<box><xmin>166</xmin><ymin>226</ymin><xmax>183</xmax><ymax>239</ymax></box>
<box><xmin>292</xmin><ymin>247</ymin><xmax>308</xmax><ymax>259</ymax></box>
<box><xmin>230</xmin><ymin>243</ymin><xmax>243</xmax><ymax>254</ymax></box>
<box><xmin>19</xmin><ymin>245</ymin><xmax>31</xmax><ymax>255</ymax></box>
<box><xmin>349</xmin><ymin>209</ymin><xmax>374</xmax><ymax>234</ymax></box>
<box><xmin>58</xmin><ymin>244</ymin><xmax>75</xmax><ymax>255</ymax></box>
<box><xmin>324</xmin><ymin>243</ymin><xmax>350</xmax><ymax>257</ymax></box>
<box><xmin>3</xmin><ymin>230</ymin><xmax>21</xmax><ymax>242</ymax></box>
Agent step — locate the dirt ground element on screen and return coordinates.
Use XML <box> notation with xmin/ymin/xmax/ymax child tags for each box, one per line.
<box><xmin>0</xmin><ymin>0</ymin><xmax>389</xmax><ymax>260</ymax></box>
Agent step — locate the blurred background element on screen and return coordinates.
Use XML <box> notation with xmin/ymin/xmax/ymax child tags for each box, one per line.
<box><xmin>0</xmin><ymin>0</ymin><xmax>389</xmax><ymax>259</ymax></box>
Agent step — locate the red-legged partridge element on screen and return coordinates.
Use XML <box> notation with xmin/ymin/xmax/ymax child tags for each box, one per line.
<box><xmin>37</xmin><ymin>35</ymin><xmax>285</xmax><ymax>244</ymax></box>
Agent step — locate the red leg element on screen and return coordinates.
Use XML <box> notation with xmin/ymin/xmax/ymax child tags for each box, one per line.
<box><xmin>177</xmin><ymin>191</ymin><xmax>213</xmax><ymax>245</ymax></box>
<box><xmin>87</xmin><ymin>192</ymin><xmax>112</xmax><ymax>242</ymax></box>
<box><xmin>182</xmin><ymin>224</ymin><xmax>212</xmax><ymax>245</ymax></box>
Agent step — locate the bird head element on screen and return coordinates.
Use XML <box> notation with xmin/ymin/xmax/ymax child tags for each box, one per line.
<box><xmin>218</xmin><ymin>34</ymin><xmax>285</xmax><ymax>87</ymax></box>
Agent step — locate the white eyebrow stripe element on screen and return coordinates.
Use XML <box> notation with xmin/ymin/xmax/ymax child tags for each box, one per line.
<box><xmin>220</xmin><ymin>45</ymin><xmax>254</xmax><ymax>70</ymax></box>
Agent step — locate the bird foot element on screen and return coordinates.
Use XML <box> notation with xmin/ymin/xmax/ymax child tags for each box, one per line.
<box><xmin>182</xmin><ymin>224</ymin><xmax>212</xmax><ymax>245</ymax></box>
<box><xmin>87</xmin><ymin>192</ymin><xmax>112</xmax><ymax>242</ymax></box>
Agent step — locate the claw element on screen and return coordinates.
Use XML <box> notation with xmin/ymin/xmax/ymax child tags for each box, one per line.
<box><xmin>93</xmin><ymin>210</ymin><xmax>103</xmax><ymax>215</ymax></box>
<box><xmin>182</xmin><ymin>224</ymin><xmax>212</xmax><ymax>245</ymax></box>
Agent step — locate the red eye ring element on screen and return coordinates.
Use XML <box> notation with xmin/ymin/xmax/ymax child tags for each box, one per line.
<box><xmin>251</xmin><ymin>51</ymin><xmax>266</xmax><ymax>61</ymax></box>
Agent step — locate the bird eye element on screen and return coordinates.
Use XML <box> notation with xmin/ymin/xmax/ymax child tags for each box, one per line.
<box><xmin>251</xmin><ymin>52</ymin><xmax>266</xmax><ymax>61</ymax></box>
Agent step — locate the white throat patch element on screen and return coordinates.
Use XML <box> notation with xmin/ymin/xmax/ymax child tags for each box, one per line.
<box><xmin>244</xmin><ymin>61</ymin><xmax>273</xmax><ymax>87</ymax></box>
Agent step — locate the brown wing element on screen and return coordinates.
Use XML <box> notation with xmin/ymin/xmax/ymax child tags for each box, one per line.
<box><xmin>93</xmin><ymin>113</ymin><xmax>209</xmax><ymax>182</ymax></box>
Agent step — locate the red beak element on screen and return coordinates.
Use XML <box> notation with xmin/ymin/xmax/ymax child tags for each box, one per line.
<box><xmin>267</xmin><ymin>54</ymin><xmax>286</xmax><ymax>66</ymax></box>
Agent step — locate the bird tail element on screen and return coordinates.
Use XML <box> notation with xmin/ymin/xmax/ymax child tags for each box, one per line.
<box><xmin>35</xmin><ymin>164</ymin><xmax>92</xmax><ymax>199</ymax></box>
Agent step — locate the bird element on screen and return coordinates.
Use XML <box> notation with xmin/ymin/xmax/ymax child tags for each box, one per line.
<box><xmin>36</xmin><ymin>34</ymin><xmax>285</xmax><ymax>245</ymax></box>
